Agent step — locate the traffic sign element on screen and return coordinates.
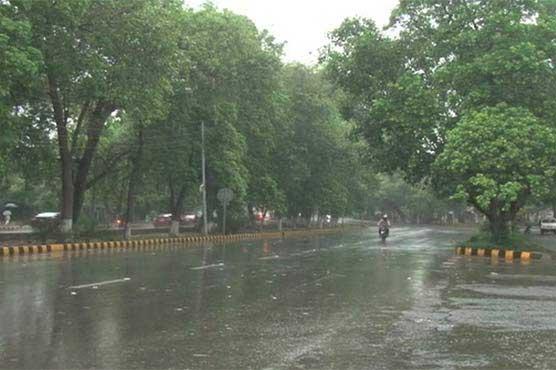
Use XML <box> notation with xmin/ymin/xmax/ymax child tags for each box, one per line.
<box><xmin>217</xmin><ymin>188</ymin><xmax>234</xmax><ymax>205</ymax></box>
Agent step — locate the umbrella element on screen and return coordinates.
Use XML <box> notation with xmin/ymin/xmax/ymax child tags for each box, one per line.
<box><xmin>4</xmin><ymin>203</ymin><xmax>18</xmax><ymax>208</ymax></box>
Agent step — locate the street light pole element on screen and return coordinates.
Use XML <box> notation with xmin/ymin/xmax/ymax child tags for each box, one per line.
<box><xmin>201</xmin><ymin>121</ymin><xmax>208</xmax><ymax>235</ymax></box>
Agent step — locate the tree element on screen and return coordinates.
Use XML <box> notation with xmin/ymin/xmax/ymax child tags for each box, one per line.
<box><xmin>0</xmin><ymin>2</ymin><xmax>41</xmax><ymax>177</ymax></box>
<box><xmin>434</xmin><ymin>106</ymin><xmax>556</xmax><ymax>240</ymax></box>
<box><xmin>141</xmin><ymin>5</ymin><xmax>283</xmax><ymax>233</ymax></box>
<box><xmin>10</xmin><ymin>0</ymin><xmax>183</xmax><ymax>232</ymax></box>
<box><xmin>323</xmin><ymin>1</ymin><xmax>556</xmax><ymax>237</ymax></box>
<box><xmin>276</xmin><ymin>65</ymin><xmax>361</xmax><ymax>224</ymax></box>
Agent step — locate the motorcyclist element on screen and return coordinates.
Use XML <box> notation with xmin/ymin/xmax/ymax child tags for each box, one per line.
<box><xmin>377</xmin><ymin>215</ymin><xmax>391</xmax><ymax>237</ymax></box>
<box><xmin>377</xmin><ymin>214</ymin><xmax>390</xmax><ymax>228</ymax></box>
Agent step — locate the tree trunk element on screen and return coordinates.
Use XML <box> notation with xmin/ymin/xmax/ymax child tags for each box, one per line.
<box><xmin>169</xmin><ymin>220</ymin><xmax>179</xmax><ymax>236</ymax></box>
<box><xmin>73</xmin><ymin>102</ymin><xmax>115</xmax><ymax>223</ymax></box>
<box><xmin>259</xmin><ymin>208</ymin><xmax>266</xmax><ymax>231</ymax></box>
<box><xmin>169</xmin><ymin>179</ymin><xmax>186</xmax><ymax>236</ymax></box>
<box><xmin>488</xmin><ymin>216</ymin><xmax>510</xmax><ymax>243</ymax></box>
<box><xmin>48</xmin><ymin>75</ymin><xmax>73</xmax><ymax>233</ymax></box>
<box><xmin>247</xmin><ymin>203</ymin><xmax>255</xmax><ymax>226</ymax></box>
<box><xmin>124</xmin><ymin>129</ymin><xmax>144</xmax><ymax>240</ymax></box>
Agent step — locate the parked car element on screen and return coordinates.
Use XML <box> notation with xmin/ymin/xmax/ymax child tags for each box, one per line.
<box><xmin>153</xmin><ymin>212</ymin><xmax>198</xmax><ymax>227</ymax></box>
<box><xmin>540</xmin><ymin>218</ymin><xmax>556</xmax><ymax>235</ymax></box>
<box><xmin>180</xmin><ymin>213</ymin><xmax>197</xmax><ymax>225</ymax></box>
<box><xmin>153</xmin><ymin>213</ymin><xmax>173</xmax><ymax>227</ymax></box>
<box><xmin>255</xmin><ymin>212</ymin><xmax>271</xmax><ymax>222</ymax></box>
<box><xmin>31</xmin><ymin>212</ymin><xmax>60</xmax><ymax>229</ymax></box>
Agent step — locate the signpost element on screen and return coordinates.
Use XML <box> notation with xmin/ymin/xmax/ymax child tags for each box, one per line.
<box><xmin>201</xmin><ymin>122</ymin><xmax>208</xmax><ymax>235</ymax></box>
<box><xmin>217</xmin><ymin>188</ymin><xmax>234</xmax><ymax>235</ymax></box>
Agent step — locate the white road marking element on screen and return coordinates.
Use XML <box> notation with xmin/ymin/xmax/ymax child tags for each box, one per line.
<box><xmin>69</xmin><ymin>277</ymin><xmax>131</xmax><ymax>290</ymax></box>
<box><xmin>259</xmin><ymin>255</ymin><xmax>280</xmax><ymax>260</ymax></box>
<box><xmin>190</xmin><ymin>263</ymin><xmax>224</xmax><ymax>271</ymax></box>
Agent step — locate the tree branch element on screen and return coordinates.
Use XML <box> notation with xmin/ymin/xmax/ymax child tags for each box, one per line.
<box><xmin>70</xmin><ymin>101</ymin><xmax>91</xmax><ymax>158</ymax></box>
<box><xmin>85</xmin><ymin>149</ymin><xmax>131</xmax><ymax>190</ymax></box>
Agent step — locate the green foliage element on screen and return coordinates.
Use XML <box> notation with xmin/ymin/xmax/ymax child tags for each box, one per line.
<box><xmin>1</xmin><ymin>1</ymin><xmax>453</xmax><ymax>232</ymax></box>
<box><xmin>467</xmin><ymin>230</ymin><xmax>537</xmax><ymax>250</ymax></box>
<box><xmin>0</xmin><ymin>2</ymin><xmax>42</xmax><ymax>177</ymax></box>
<box><xmin>277</xmin><ymin>65</ymin><xmax>358</xmax><ymax>218</ymax></box>
<box><xmin>434</xmin><ymin>105</ymin><xmax>556</xmax><ymax>239</ymax></box>
<box><xmin>323</xmin><ymin>0</ymin><xmax>556</xmax><ymax>238</ymax></box>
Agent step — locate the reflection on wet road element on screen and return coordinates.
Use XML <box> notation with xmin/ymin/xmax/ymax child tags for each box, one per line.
<box><xmin>1</xmin><ymin>227</ymin><xmax>555</xmax><ymax>369</ymax></box>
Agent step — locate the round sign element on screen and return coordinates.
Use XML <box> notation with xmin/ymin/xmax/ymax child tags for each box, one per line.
<box><xmin>217</xmin><ymin>188</ymin><xmax>234</xmax><ymax>205</ymax></box>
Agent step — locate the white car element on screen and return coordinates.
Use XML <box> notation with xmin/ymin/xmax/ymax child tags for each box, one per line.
<box><xmin>31</xmin><ymin>212</ymin><xmax>61</xmax><ymax>229</ymax></box>
<box><xmin>540</xmin><ymin>218</ymin><xmax>556</xmax><ymax>235</ymax></box>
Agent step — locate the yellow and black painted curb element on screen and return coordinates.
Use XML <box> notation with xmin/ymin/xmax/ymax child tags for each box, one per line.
<box><xmin>0</xmin><ymin>226</ymin><xmax>357</xmax><ymax>258</ymax></box>
<box><xmin>455</xmin><ymin>246</ymin><xmax>542</xmax><ymax>261</ymax></box>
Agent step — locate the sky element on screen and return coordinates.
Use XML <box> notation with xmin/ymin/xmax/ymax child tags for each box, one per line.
<box><xmin>186</xmin><ymin>0</ymin><xmax>399</xmax><ymax>64</ymax></box>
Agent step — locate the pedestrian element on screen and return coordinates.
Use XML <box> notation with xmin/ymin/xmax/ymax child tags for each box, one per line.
<box><xmin>2</xmin><ymin>209</ymin><xmax>12</xmax><ymax>225</ymax></box>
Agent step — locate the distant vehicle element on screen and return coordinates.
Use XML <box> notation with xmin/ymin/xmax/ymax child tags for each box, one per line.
<box><xmin>180</xmin><ymin>213</ymin><xmax>197</xmax><ymax>225</ymax></box>
<box><xmin>540</xmin><ymin>218</ymin><xmax>556</xmax><ymax>235</ymax></box>
<box><xmin>255</xmin><ymin>212</ymin><xmax>271</xmax><ymax>222</ymax></box>
<box><xmin>113</xmin><ymin>216</ymin><xmax>124</xmax><ymax>228</ymax></box>
<box><xmin>153</xmin><ymin>212</ymin><xmax>198</xmax><ymax>227</ymax></box>
<box><xmin>153</xmin><ymin>213</ymin><xmax>173</xmax><ymax>227</ymax></box>
<box><xmin>31</xmin><ymin>212</ymin><xmax>60</xmax><ymax>229</ymax></box>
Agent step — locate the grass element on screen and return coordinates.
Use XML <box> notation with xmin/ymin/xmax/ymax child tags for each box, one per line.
<box><xmin>464</xmin><ymin>230</ymin><xmax>552</xmax><ymax>253</ymax></box>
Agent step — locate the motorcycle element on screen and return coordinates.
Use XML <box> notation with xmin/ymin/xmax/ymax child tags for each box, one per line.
<box><xmin>379</xmin><ymin>225</ymin><xmax>389</xmax><ymax>242</ymax></box>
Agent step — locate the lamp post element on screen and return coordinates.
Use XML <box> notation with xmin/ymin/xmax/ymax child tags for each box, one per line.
<box><xmin>201</xmin><ymin>121</ymin><xmax>208</xmax><ymax>235</ymax></box>
<box><xmin>184</xmin><ymin>87</ymin><xmax>209</xmax><ymax>236</ymax></box>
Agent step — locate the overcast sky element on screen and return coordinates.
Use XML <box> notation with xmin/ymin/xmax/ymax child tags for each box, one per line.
<box><xmin>186</xmin><ymin>0</ymin><xmax>399</xmax><ymax>64</ymax></box>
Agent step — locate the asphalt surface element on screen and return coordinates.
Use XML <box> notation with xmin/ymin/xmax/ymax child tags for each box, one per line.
<box><xmin>1</xmin><ymin>227</ymin><xmax>556</xmax><ymax>369</ymax></box>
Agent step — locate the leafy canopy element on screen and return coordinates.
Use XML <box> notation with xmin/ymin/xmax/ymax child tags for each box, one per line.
<box><xmin>434</xmin><ymin>105</ymin><xmax>556</xmax><ymax>231</ymax></box>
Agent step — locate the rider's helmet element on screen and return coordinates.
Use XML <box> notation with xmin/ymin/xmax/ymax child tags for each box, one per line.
<box><xmin>383</xmin><ymin>214</ymin><xmax>388</xmax><ymax>219</ymax></box>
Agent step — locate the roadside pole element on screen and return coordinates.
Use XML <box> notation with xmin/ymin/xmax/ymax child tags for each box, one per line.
<box><xmin>201</xmin><ymin>121</ymin><xmax>208</xmax><ymax>235</ymax></box>
<box><xmin>222</xmin><ymin>202</ymin><xmax>227</xmax><ymax>235</ymax></box>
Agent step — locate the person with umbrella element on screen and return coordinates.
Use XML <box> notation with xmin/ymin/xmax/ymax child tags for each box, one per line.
<box><xmin>2</xmin><ymin>203</ymin><xmax>17</xmax><ymax>225</ymax></box>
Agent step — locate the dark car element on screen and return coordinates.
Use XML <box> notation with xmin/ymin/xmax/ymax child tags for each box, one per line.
<box><xmin>153</xmin><ymin>213</ymin><xmax>173</xmax><ymax>227</ymax></box>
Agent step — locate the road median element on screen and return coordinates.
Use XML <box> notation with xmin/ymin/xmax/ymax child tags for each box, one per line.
<box><xmin>455</xmin><ymin>246</ymin><xmax>548</xmax><ymax>261</ymax></box>
<box><xmin>0</xmin><ymin>226</ymin><xmax>363</xmax><ymax>258</ymax></box>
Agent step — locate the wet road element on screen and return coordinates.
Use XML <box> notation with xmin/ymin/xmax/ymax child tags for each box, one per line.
<box><xmin>1</xmin><ymin>227</ymin><xmax>556</xmax><ymax>369</ymax></box>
